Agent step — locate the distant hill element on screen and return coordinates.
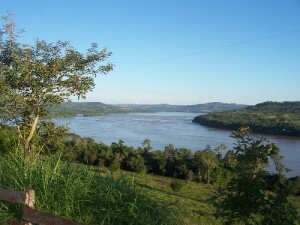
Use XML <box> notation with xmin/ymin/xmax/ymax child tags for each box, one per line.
<box><xmin>48</xmin><ymin>102</ymin><xmax>248</xmax><ymax>118</ymax></box>
<box><xmin>48</xmin><ymin>102</ymin><xmax>134</xmax><ymax>118</ymax></box>
<box><xmin>118</xmin><ymin>102</ymin><xmax>247</xmax><ymax>113</ymax></box>
<box><xmin>193</xmin><ymin>101</ymin><xmax>300</xmax><ymax>137</ymax></box>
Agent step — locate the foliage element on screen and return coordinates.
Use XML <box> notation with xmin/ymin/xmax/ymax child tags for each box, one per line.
<box><xmin>0</xmin><ymin>153</ymin><xmax>183</xmax><ymax>225</ymax></box>
<box><xmin>123</xmin><ymin>153</ymin><xmax>147</xmax><ymax>173</ymax></box>
<box><xmin>215</xmin><ymin>127</ymin><xmax>297</xmax><ymax>225</ymax></box>
<box><xmin>1</xmin><ymin>125</ymin><xmax>300</xmax><ymax>224</ymax></box>
<box><xmin>2</xmin><ymin>121</ymin><xmax>298</xmax><ymax>201</ymax></box>
<box><xmin>35</xmin><ymin>121</ymin><xmax>69</xmax><ymax>154</ymax></box>
<box><xmin>109</xmin><ymin>154</ymin><xmax>122</xmax><ymax>172</ymax></box>
<box><xmin>0</xmin><ymin>13</ymin><xmax>113</xmax><ymax>152</ymax></box>
<box><xmin>193</xmin><ymin>145</ymin><xmax>219</xmax><ymax>184</ymax></box>
<box><xmin>193</xmin><ymin>101</ymin><xmax>300</xmax><ymax>137</ymax></box>
<box><xmin>170</xmin><ymin>180</ymin><xmax>184</xmax><ymax>192</ymax></box>
<box><xmin>287</xmin><ymin>176</ymin><xmax>300</xmax><ymax>196</ymax></box>
<box><xmin>0</xmin><ymin>121</ymin><xmax>235</xmax><ymax>186</ymax></box>
<box><xmin>0</xmin><ymin>124</ymin><xmax>18</xmax><ymax>154</ymax></box>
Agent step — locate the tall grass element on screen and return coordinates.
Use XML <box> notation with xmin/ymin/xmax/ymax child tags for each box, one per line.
<box><xmin>0</xmin><ymin>153</ymin><xmax>183</xmax><ymax>225</ymax></box>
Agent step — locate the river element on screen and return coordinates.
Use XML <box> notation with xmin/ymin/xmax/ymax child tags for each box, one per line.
<box><xmin>54</xmin><ymin>112</ymin><xmax>300</xmax><ymax>177</ymax></box>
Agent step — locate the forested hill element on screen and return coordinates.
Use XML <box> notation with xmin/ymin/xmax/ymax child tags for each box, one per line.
<box><xmin>48</xmin><ymin>102</ymin><xmax>247</xmax><ymax>118</ymax></box>
<box><xmin>193</xmin><ymin>101</ymin><xmax>300</xmax><ymax>137</ymax></box>
<box><xmin>48</xmin><ymin>102</ymin><xmax>134</xmax><ymax>118</ymax></box>
<box><xmin>117</xmin><ymin>102</ymin><xmax>247</xmax><ymax>113</ymax></box>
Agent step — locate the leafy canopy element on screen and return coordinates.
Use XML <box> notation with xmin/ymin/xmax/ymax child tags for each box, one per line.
<box><xmin>0</xmin><ymin>13</ymin><xmax>113</xmax><ymax>122</ymax></box>
<box><xmin>215</xmin><ymin>127</ymin><xmax>297</xmax><ymax>225</ymax></box>
<box><xmin>0</xmin><ymin>13</ymin><xmax>113</xmax><ymax>151</ymax></box>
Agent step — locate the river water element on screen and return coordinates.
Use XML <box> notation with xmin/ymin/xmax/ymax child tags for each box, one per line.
<box><xmin>54</xmin><ymin>112</ymin><xmax>300</xmax><ymax>177</ymax></box>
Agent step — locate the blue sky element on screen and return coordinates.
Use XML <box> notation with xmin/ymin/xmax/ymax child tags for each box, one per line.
<box><xmin>1</xmin><ymin>0</ymin><xmax>300</xmax><ymax>105</ymax></box>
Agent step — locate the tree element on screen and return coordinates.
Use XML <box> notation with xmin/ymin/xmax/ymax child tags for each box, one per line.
<box><xmin>0</xmin><ymin>13</ymin><xmax>113</xmax><ymax>152</ymax></box>
<box><xmin>109</xmin><ymin>153</ymin><xmax>122</xmax><ymax>172</ymax></box>
<box><xmin>111</xmin><ymin>140</ymin><xmax>134</xmax><ymax>158</ymax></box>
<box><xmin>174</xmin><ymin>148</ymin><xmax>192</xmax><ymax>179</ymax></box>
<box><xmin>164</xmin><ymin>144</ymin><xmax>177</xmax><ymax>177</ymax></box>
<box><xmin>124</xmin><ymin>153</ymin><xmax>147</xmax><ymax>173</ymax></box>
<box><xmin>140</xmin><ymin>139</ymin><xmax>153</xmax><ymax>170</ymax></box>
<box><xmin>215</xmin><ymin>127</ymin><xmax>297</xmax><ymax>225</ymax></box>
<box><xmin>141</xmin><ymin>138</ymin><xmax>152</xmax><ymax>153</ymax></box>
<box><xmin>148</xmin><ymin>150</ymin><xmax>167</xmax><ymax>175</ymax></box>
<box><xmin>36</xmin><ymin>121</ymin><xmax>69</xmax><ymax>154</ymax></box>
<box><xmin>193</xmin><ymin>145</ymin><xmax>219</xmax><ymax>184</ymax></box>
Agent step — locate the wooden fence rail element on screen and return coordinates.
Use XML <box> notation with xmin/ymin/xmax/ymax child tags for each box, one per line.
<box><xmin>0</xmin><ymin>188</ymin><xmax>84</xmax><ymax>225</ymax></box>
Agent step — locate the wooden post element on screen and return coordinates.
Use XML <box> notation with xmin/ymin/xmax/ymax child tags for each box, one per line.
<box><xmin>23</xmin><ymin>190</ymin><xmax>35</xmax><ymax>209</ymax></box>
<box><xmin>0</xmin><ymin>189</ymin><xmax>34</xmax><ymax>207</ymax></box>
<box><xmin>0</xmin><ymin>188</ymin><xmax>83</xmax><ymax>225</ymax></box>
<box><xmin>22</xmin><ymin>207</ymin><xmax>84</xmax><ymax>225</ymax></box>
<box><xmin>0</xmin><ymin>189</ymin><xmax>35</xmax><ymax>225</ymax></box>
<box><xmin>23</xmin><ymin>190</ymin><xmax>35</xmax><ymax>225</ymax></box>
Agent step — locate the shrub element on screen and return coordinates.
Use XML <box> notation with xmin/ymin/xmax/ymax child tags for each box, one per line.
<box><xmin>0</xmin><ymin>125</ymin><xmax>18</xmax><ymax>154</ymax></box>
<box><xmin>170</xmin><ymin>180</ymin><xmax>184</xmax><ymax>192</ymax></box>
<box><xmin>109</xmin><ymin>154</ymin><xmax>122</xmax><ymax>172</ymax></box>
<box><xmin>123</xmin><ymin>154</ymin><xmax>147</xmax><ymax>173</ymax></box>
<box><xmin>287</xmin><ymin>176</ymin><xmax>300</xmax><ymax>196</ymax></box>
<box><xmin>185</xmin><ymin>170</ymin><xmax>194</xmax><ymax>182</ymax></box>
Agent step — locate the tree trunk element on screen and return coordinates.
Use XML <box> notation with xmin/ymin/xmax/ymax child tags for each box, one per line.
<box><xmin>207</xmin><ymin>170</ymin><xmax>210</xmax><ymax>184</ymax></box>
<box><xmin>24</xmin><ymin>114</ymin><xmax>39</xmax><ymax>153</ymax></box>
<box><xmin>16</xmin><ymin>125</ymin><xmax>23</xmax><ymax>150</ymax></box>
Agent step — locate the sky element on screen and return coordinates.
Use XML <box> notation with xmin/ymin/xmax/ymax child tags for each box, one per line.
<box><xmin>1</xmin><ymin>0</ymin><xmax>300</xmax><ymax>105</ymax></box>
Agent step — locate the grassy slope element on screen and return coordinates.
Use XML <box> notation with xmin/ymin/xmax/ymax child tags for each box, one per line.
<box><xmin>132</xmin><ymin>173</ymin><xmax>218</xmax><ymax>225</ymax></box>
<box><xmin>0</xmin><ymin>154</ymin><xmax>299</xmax><ymax>225</ymax></box>
<box><xmin>95</xmin><ymin>166</ymin><xmax>300</xmax><ymax>225</ymax></box>
<box><xmin>0</xmin><ymin>155</ymin><xmax>184</xmax><ymax>225</ymax></box>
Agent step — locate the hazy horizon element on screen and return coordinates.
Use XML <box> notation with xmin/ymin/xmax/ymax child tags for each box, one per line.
<box><xmin>69</xmin><ymin>100</ymin><xmax>251</xmax><ymax>106</ymax></box>
<box><xmin>69</xmin><ymin>99</ymin><xmax>300</xmax><ymax>106</ymax></box>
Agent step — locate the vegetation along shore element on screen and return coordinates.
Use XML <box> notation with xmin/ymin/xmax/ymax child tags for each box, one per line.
<box><xmin>193</xmin><ymin>101</ymin><xmax>300</xmax><ymax>137</ymax></box>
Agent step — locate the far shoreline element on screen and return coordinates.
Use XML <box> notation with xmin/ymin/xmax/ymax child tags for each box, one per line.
<box><xmin>193</xmin><ymin>118</ymin><xmax>300</xmax><ymax>139</ymax></box>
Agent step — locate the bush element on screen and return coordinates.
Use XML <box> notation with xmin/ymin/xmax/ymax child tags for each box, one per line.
<box><xmin>170</xmin><ymin>180</ymin><xmax>184</xmax><ymax>192</ymax></box>
<box><xmin>0</xmin><ymin>125</ymin><xmax>18</xmax><ymax>154</ymax></box>
<box><xmin>109</xmin><ymin>154</ymin><xmax>122</xmax><ymax>172</ymax></box>
<box><xmin>287</xmin><ymin>176</ymin><xmax>300</xmax><ymax>196</ymax></box>
<box><xmin>0</xmin><ymin>153</ymin><xmax>183</xmax><ymax>225</ymax></box>
<box><xmin>123</xmin><ymin>154</ymin><xmax>147</xmax><ymax>173</ymax></box>
<box><xmin>185</xmin><ymin>170</ymin><xmax>194</xmax><ymax>182</ymax></box>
